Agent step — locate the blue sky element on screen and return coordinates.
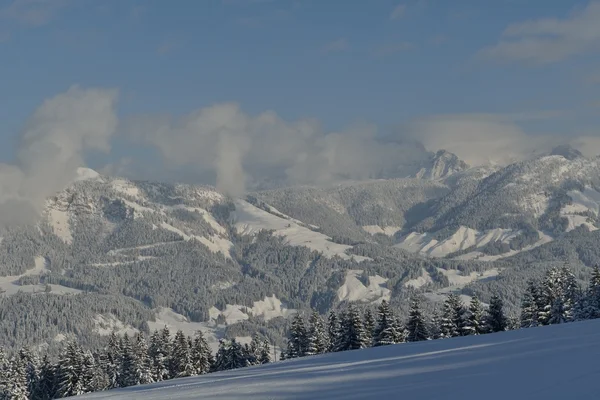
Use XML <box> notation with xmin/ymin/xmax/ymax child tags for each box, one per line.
<box><xmin>0</xmin><ymin>0</ymin><xmax>599</xmax><ymax>191</ymax></box>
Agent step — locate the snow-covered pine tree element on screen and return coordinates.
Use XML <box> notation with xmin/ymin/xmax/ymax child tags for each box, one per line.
<box><xmin>81</xmin><ymin>350</ymin><xmax>109</xmax><ymax>393</ymax></box>
<box><xmin>229</xmin><ymin>339</ymin><xmax>250</xmax><ymax>370</ymax></box>
<box><xmin>56</xmin><ymin>341</ymin><xmax>85</xmax><ymax>398</ymax></box>
<box><xmin>463</xmin><ymin>296</ymin><xmax>485</xmax><ymax>335</ymax></box>
<box><xmin>18</xmin><ymin>347</ymin><xmax>40</xmax><ymax>399</ymax></box>
<box><xmin>428</xmin><ymin>309</ymin><xmax>442</xmax><ymax>340</ymax></box>
<box><xmin>287</xmin><ymin>314</ymin><xmax>307</xmax><ymax>358</ymax></box>
<box><xmin>520</xmin><ymin>280</ymin><xmax>541</xmax><ymax>328</ymax></box>
<box><xmin>326</xmin><ymin>311</ymin><xmax>340</xmax><ymax>352</ymax></box>
<box><xmin>583</xmin><ymin>266</ymin><xmax>600</xmax><ymax>319</ymax></box>
<box><xmin>440</xmin><ymin>293</ymin><xmax>464</xmax><ymax>338</ymax></box>
<box><xmin>171</xmin><ymin>330</ymin><xmax>194</xmax><ymax>378</ymax></box>
<box><xmin>485</xmin><ymin>295</ymin><xmax>507</xmax><ymax>333</ymax></box>
<box><xmin>133</xmin><ymin>333</ymin><xmax>154</xmax><ymax>385</ymax></box>
<box><xmin>539</xmin><ymin>266</ymin><xmax>579</xmax><ymax>325</ymax></box>
<box><xmin>406</xmin><ymin>297</ymin><xmax>429</xmax><ymax>342</ymax></box>
<box><xmin>363</xmin><ymin>309</ymin><xmax>375</xmax><ymax>346</ymax></box>
<box><xmin>190</xmin><ymin>331</ymin><xmax>213</xmax><ymax>375</ymax></box>
<box><xmin>212</xmin><ymin>339</ymin><xmax>230</xmax><ymax>372</ymax></box>
<box><xmin>4</xmin><ymin>355</ymin><xmax>29</xmax><ymax>400</ymax></box>
<box><xmin>103</xmin><ymin>332</ymin><xmax>122</xmax><ymax>389</ymax></box>
<box><xmin>306</xmin><ymin>311</ymin><xmax>328</xmax><ymax>355</ymax></box>
<box><xmin>36</xmin><ymin>354</ymin><xmax>58</xmax><ymax>400</ymax></box>
<box><xmin>258</xmin><ymin>340</ymin><xmax>271</xmax><ymax>364</ymax></box>
<box><xmin>148</xmin><ymin>330</ymin><xmax>170</xmax><ymax>382</ymax></box>
<box><xmin>119</xmin><ymin>334</ymin><xmax>143</xmax><ymax>388</ymax></box>
<box><xmin>373</xmin><ymin>300</ymin><xmax>398</xmax><ymax>346</ymax></box>
<box><xmin>243</xmin><ymin>343</ymin><xmax>259</xmax><ymax>366</ymax></box>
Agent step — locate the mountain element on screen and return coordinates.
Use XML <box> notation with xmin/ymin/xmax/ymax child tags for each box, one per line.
<box><xmin>413</xmin><ymin>150</ymin><xmax>469</xmax><ymax>180</ymax></box>
<box><xmin>2</xmin><ymin>151</ymin><xmax>600</xmax><ymax>354</ymax></box>
<box><xmin>77</xmin><ymin>319</ymin><xmax>600</xmax><ymax>400</ymax></box>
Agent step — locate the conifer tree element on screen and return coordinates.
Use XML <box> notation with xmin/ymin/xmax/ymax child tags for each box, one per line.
<box><xmin>327</xmin><ymin>311</ymin><xmax>340</xmax><ymax>352</ymax></box>
<box><xmin>19</xmin><ymin>347</ymin><xmax>40</xmax><ymax>399</ymax></box>
<box><xmin>463</xmin><ymin>296</ymin><xmax>485</xmax><ymax>335</ymax></box>
<box><xmin>103</xmin><ymin>332</ymin><xmax>122</xmax><ymax>389</ymax></box>
<box><xmin>363</xmin><ymin>309</ymin><xmax>375</xmax><ymax>346</ymax></box>
<box><xmin>306</xmin><ymin>311</ymin><xmax>328</xmax><ymax>355</ymax></box>
<box><xmin>148</xmin><ymin>330</ymin><xmax>170</xmax><ymax>382</ymax></box>
<box><xmin>406</xmin><ymin>297</ymin><xmax>429</xmax><ymax>342</ymax></box>
<box><xmin>6</xmin><ymin>356</ymin><xmax>29</xmax><ymax>400</ymax></box>
<box><xmin>520</xmin><ymin>280</ymin><xmax>541</xmax><ymax>328</ymax></box>
<box><xmin>440</xmin><ymin>293</ymin><xmax>464</xmax><ymax>338</ymax></box>
<box><xmin>485</xmin><ymin>295</ymin><xmax>507</xmax><ymax>333</ymax></box>
<box><xmin>120</xmin><ymin>334</ymin><xmax>143</xmax><ymax>387</ymax></box>
<box><xmin>171</xmin><ymin>330</ymin><xmax>193</xmax><ymax>378</ymax></box>
<box><xmin>56</xmin><ymin>341</ymin><xmax>85</xmax><ymax>398</ymax></box>
<box><xmin>583</xmin><ymin>266</ymin><xmax>600</xmax><ymax>319</ymax></box>
<box><xmin>133</xmin><ymin>333</ymin><xmax>154</xmax><ymax>385</ymax></box>
<box><xmin>287</xmin><ymin>314</ymin><xmax>307</xmax><ymax>358</ymax></box>
<box><xmin>258</xmin><ymin>340</ymin><xmax>271</xmax><ymax>364</ymax></box>
<box><xmin>190</xmin><ymin>331</ymin><xmax>213</xmax><ymax>375</ymax></box>
<box><xmin>428</xmin><ymin>309</ymin><xmax>442</xmax><ymax>340</ymax></box>
<box><xmin>36</xmin><ymin>355</ymin><xmax>57</xmax><ymax>400</ymax></box>
<box><xmin>373</xmin><ymin>300</ymin><xmax>398</xmax><ymax>346</ymax></box>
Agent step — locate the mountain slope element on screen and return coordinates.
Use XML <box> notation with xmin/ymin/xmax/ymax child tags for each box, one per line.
<box><xmin>77</xmin><ymin>319</ymin><xmax>600</xmax><ymax>400</ymax></box>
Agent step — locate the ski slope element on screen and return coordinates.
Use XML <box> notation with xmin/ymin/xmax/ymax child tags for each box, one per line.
<box><xmin>78</xmin><ymin>319</ymin><xmax>600</xmax><ymax>400</ymax></box>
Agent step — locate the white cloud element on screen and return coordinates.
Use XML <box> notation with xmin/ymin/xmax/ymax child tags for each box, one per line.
<box><xmin>124</xmin><ymin>104</ymin><xmax>428</xmax><ymax>194</ymax></box>
<box><xmin>0</xmin><ymin>86</ymin><xmax>118</xmax><ymax>227</ymax></box>
<box><xmin>403</xmin><ymin>112</ymin><xmax>597</xmax><ymax>166</ymax></box>
<box><xmin>390</xmin><ymin>4</ymin><xmax>406</xmax><ymax>20</ymax></box>
<box><xmin>479</xmin><ymin>1</ymin><xmax>600</xmax><ymax>64</ymax></box>
<box><xmin>322</xmin><ymin>38</ymin><xmax>349</xmax><ymax>54</ymax></box>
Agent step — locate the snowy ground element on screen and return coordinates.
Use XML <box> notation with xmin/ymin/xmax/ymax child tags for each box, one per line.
<box><xmin>78</xmin><ymin>319</ymin><xmax>600</xmax><ymax>399</ymax></box>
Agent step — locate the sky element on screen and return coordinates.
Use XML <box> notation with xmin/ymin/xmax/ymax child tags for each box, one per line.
<box><xmin>0</xmin><ymin>0</ymin><xmax>600</xmax><ymax>204</ymax></box>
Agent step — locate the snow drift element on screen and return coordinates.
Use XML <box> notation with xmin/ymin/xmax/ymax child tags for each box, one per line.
<box><xmin>78</xmin><ymin>319</ymin><xmax>600</xmax><ymax>399</ymax></box>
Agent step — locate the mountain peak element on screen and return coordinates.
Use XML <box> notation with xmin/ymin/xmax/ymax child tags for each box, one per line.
<box><xmin>549</xmin><ymin>144</ymin><xmax>583</xmax><ymax>161</ymax></box>
<box><xmin>414</xmin><ymin>149</ymin><xmax>469</xmax><ymax>180</ymax></box>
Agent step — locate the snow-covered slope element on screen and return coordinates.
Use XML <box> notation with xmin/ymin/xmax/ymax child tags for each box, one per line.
<box><xmin>78</xmin><ymin>319</ymin><xmax>600</xmax><ymax>400</ymax></box>
<box><xmin>396</xmin><ymin>226</ymin><xmax>520</xmax><ymax>258</ymax></box>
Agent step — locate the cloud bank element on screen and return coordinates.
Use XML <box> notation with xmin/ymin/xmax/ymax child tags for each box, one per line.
<box><xmin>0</xmin><ymin>85</ymin><xmax>118</xmax><ymax>227</ymax></box>
<box><xmin>479</xmin><ymin>1</ymin><xmax>600</xmax><ymax>64</ymax></box>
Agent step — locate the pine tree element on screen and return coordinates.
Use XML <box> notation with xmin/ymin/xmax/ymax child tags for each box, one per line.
<box><xmin>18</xmin><ymin>347</ymin><xmax>40</xmax><ymax>399</ymax></box>
<box><xmin>326</xmin><ymin>311</ymin><xmax>340</xmax><ymax>352</ymax></box>
<box><xmin>133</xmin><ymin>333</ymin><xmax>154</xmax><ymax>385</ymax></box>
<box><xmin>244</xmin><ymin>341</ymin><xmax>259</xmax><ymax>366</ymax></box>
<box><xmin>120</xmin><ymin>334</ymin><xmax>143</xmax><ymax>387</ymax></box>
<box><xmin>539</xmin><ymin>266</ymin><xmax>579</xmax><ymax>325</ymax></box>
<box><xmin>148</xmin><ymin>330</ymin><xmax>170</xmax><ymax>382</ymax></box>
<box><xmin>485</xmin><ymin>295</ymin><xmax>507</xmax><ymax>333</ymax></box>
<box><xmin>463</xmin><ymin>296</ymin><xmax>485</xmax><ymax>335</ymax></box>
<box><xmin>583</xmin><ymin>266</ymin><xmax>600</xmax><ymax>319</ymax></box>
<box><xmin>373</xmin><ymin>300</ymin><xmax>398</xmax><ymax>346</ymax></box>
<box><xmin>520</xmin><ymin>280</ymin><xmax>541</xmax><ymax>328</ymax></box>
<box><xmin>440</xmin><ymin>293</ymin><xmax>464</xmax><ymax>338</ymax></box>
<box><xmin>171</xmin><ymin>330</ymin><xmax>193</xmax><ymax>378</ymax></box>
<box><xmin>363</xmin><ymin>309</ymin><xmax>375</xmax><ymax>347</ymax></box>
<box><xmin>336</xmin><ymin>305</ymin><xmax>368</xmax><ymax>351</ymax></box>
<box><xmin>306</xmin><ymin>311</ymin><xmax>327</xmax><ymax>355</ymax></box>
<box><xmin>36</xmin><ymin>355</ymin><xmax>58</xmax><ymax>400</ymax></box>
<box><xmin>56</xmin><ymin>341</ymin><xmax>85</xmax><ymax>398</ymax></box>
<box><xmin>212</xmin><ymin>339</ymin><xmax>230</xmax><ymax>372</ymax></box>
<box><xmin>258</xmin><ymin>340</ymin><xmax>271</xmax><ymax>364</ymax></box>
<box><xmin>287</xmin><ymin>314</ymin><xmax>307</xmax><ymax>358</ymax></box>
<box><xmin>190</xmin><ymin>331</ymin><xmax>212</xmax><ymax>375</ymax></box>
<box><xmin>406</xmin><ymin>297</ymin><xmax>429</xmax><ymax>342</ymax></box>
<box><xmin>428</xmin><ymin>309</ymin><xmax>442</xmax><ymax>340</ymax></box>
<box><xmin>229</xmin><ymin>339</ymin><xmax>249</xmax><ymax>370</ymax></box>
<box><xmin>5</xmin><ymin>356</ymin><xmax>29</xmax><ymax>400</ymax></box>
<box><xmin>103</xmin><ymin>332</ymin><xmax>122</xmax><ymax>389</ymax></box>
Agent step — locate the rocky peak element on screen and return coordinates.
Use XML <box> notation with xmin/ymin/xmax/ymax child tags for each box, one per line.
<box><xmin>414</xmin><ymin>150</ymin><xmax>469</xmax><ymax>180</ymax></box>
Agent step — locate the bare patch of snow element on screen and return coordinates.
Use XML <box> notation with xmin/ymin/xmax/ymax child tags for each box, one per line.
<box><xmin>404</xmin><ymin>269</ymin><xmax>433</xmax><ymax>289</ymax></box>
<box><xmin>362</xmin><ymin>225</ymin><xmax>402</xmax><ymax>236</ymax></box>
<box><xmin>337</xmin><ymin>270</ymin><xmax>390</xmax><ymax>304</ymax></box>
<box><xmin>233</xmin><ymin>200</ymin><xmax>369</xmax><ymax>261</ymax></box>
<box><xmin>396</xmin><ymin>227</ymin><xmax>520</xmax><ymax>258</ymax></box>
<box><xmin>47</xmin><ymin>208</ymin><xmax>73</xmax><ymax>244</ymax></box>
<box><xmin>93</xmin><ymin>314</ymin><xmax>139</xmax><ymax>336</ymax></box>
<box><xmin>112</xmin><ymin>179</ymin><xmax>141</xmax><ymax>198</ymax></box>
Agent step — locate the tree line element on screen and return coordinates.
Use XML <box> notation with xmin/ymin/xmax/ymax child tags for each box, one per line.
<box><xmin>1</xmin><ymin>264</ymin><xmax>599</xmax><ymax>399</ymax></box>
<box><xmin>0</xmin><ymin>327</ymin><xmax>271</xmax><ymax>399</ymax></box>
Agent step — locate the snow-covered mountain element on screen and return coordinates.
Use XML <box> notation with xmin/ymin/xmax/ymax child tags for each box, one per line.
<box><xmin>3</xmin><ymin>150</ymin><xmax>600</xmax><ymax>354</ymax></box>
<box><xmin>77</xmin><ymin>319</ymin><xmax>600</xmax><ymax>400</ymax></box>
